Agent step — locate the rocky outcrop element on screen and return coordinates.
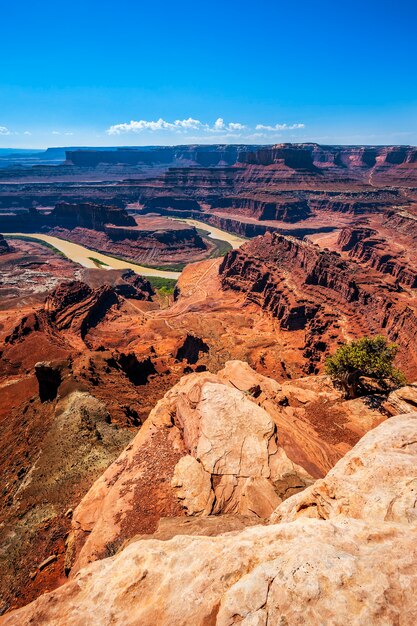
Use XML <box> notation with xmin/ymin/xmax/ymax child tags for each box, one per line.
<box><xmin>384</xmin><ymin>384</ymin><xmax>417</xmax><ymax>415</ymax></box>
<box><xmin>338</xmin><ymin>226</ymin><xmax>377</xmax><ymax>250</ymax></box>
<box><xmin>0</xmin><ymin>387</ymin><xmax>133</xmax><ymax>617</ymax></box>
<box><xmin>272</xmin><ymin>413</ymin><xmax>417</xmax><ymax>524</ymax></box>
<box><xmin>175</xmin><ymin>334</ymin><xmax>209</xmax><ymax>364</ymax></box>
<box><xmin>47</xmin><ymin>216</ymin><xmax>209</xmax><ymax>266</ymax></box>
<box><xmin>4</xmin><ymin>413</ymin><xmax>417</xmax><ymax>625</ymax></box>
<box><xmin>385</xmin><ymin>208</ymin><xmax>417</xmax><ymax>244</ymax></box>
<box><xmin>238</xmin><ymin>143</ymin><xmax>417</xmax><ymax>186</ymax></box>
<box><xmin>44</xmin><ymin>281</ymin><xmax>119</xmax><ymax>340</ymax></box>
<box><xmin>141</xmin><ymin>196</ymin><xmax>202</xmax><ymax>214</ymax></box>
<box><xmin>338</xmin><ymin>226</ymin><xmax>417</xmax><ymax>287</ymax></box>
<box><xmin>240</xmin><ymin>143</ymin><xmax>319</xmax><ymax>171</ymax></box>
<box><xmin>34</xmin><ymin>360</ymin><xmax>65</xmax><ymax>402</ymax></box>
<box><xmin>65</xmin><ymin>365</ymin><xmax>312</xmax><ymax>575</ymax></box>
<box><xmin>308</xmin><ymin>196</ymin><xmax>391</xmax><ymax>214</ymax></box>
<box><xmin>112</xmin><ymin>270</ymin><xmax>154</xmax><ymax>300</ymax></box>
<box><xmin>220</xmin><ymin>232</ymin><xmax>417</xmax><ymax>378</ymax></box>
<box><xmin>202</xmin><ymin>214</ymin><xmax>280</xmax><ymax>237</ymax></box>
<box><xmin>5</xmin><ymin>281</ymin><xmax>119</xmax><ymax>346</ymax></box>
<box><xmin>5</xmin><ymin>518</ymin><xmax>417</xmax><ymax>626</ymax></box>
<box><xmin>212</xmin><ymin>196</ymin><xmax>312</xmax><ymax>222</ymax></box>
<box><xmin>66</xmin><ymin>145</ymin><xmax>259</xmax><ymax>168</ymax></box>
<box><xmin>47</xmin><ymin>202</ymin><xmax>136</xmax><ymax>230</ymax></box>
<box><xmin>0</xmin><ymin>234</ymin><xmax>11</xmax><ymax>254</ymax></box>
<box><xmin>0</xmin><ymin>203</ymin><xmax>135</xmax><ymax>233</ymax></box>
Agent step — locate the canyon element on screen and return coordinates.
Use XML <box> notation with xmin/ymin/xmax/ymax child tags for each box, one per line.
<box><xmin>2</xmin><ymin>142</ymin><xmax>417</xmax><ymax>623</ymax></box>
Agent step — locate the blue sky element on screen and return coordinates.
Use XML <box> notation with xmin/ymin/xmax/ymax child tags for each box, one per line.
<box><xmin>1</xmin><ymin>0</ymin><xmax>416</xmax><ymax>147</ymax></box>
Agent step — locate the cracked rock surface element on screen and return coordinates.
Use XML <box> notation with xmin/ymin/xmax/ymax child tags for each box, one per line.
<box><xmin>3</xmin><ymin>413</ymin><xmax>417</xmax><ymax>625</ymax></box>
<box><xmin>64</xmin><ymin>364</ymin><xmax>312</xmax><ymax>575</ymax></box>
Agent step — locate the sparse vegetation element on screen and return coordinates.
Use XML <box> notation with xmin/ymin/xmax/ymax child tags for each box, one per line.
<box><xmin>5</xmin><ymin>234</ymin><xmax>67</xmax><ymax>259</ymax></box>
<box><xmin>195</xmin><ymin>227</ymin><xmax>233</xmax><ymax>257</ymax></box>
<box><xmin>103</xmin><ymin>253</ymin><xmax>186</xmax><ymax>272</ymax></box>
<box><xmin>147</xmin><ymin>276</ymin><xmax>177</xmax><ymax>296</ymax></box>
<box><xmin>88</xmin><ymin>257</ymin><xmax>109</xmax><ymax>268</ymax></box>
<box><xmin>208</xmin><ymin>237</ymin><xmax>233</xmax><ymax>257</ymax></box>
<box><xmin>325</xmin><ymin>335</ymin><xmax>406</xmax><ymax>398</ymax></box>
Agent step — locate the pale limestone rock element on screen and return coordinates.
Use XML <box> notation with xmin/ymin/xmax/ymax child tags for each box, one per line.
<box><xmin>3</xmin><ymin>412</ymin><xmax>417</xmax><ymax>625</ymax></box>
<box><xmin>171</xmin><ymin>455</ymin><xmax>214</xmax><ymax>515</ymax></box>
<box><xmin>219</xmin><ymin>362</ymin><xmax>386</xmax><ymax>477</ymax></box>
<box><xmin>384</xmin><ymin>383</ymin><xmax>417</xmax><ymax>416</ymax></box>
<box><xmin>195</xmin><ymin>382</ymin><xmax>276</xmax><ymax>477</ymax></box>
<box><xmin>3</xmin><ymin>518</ymin><xmax>417</xmax><ymax>626</ymax></box>
<box><xmin>67</xmin><ymin>366</ymin><xmax>311</xmax><ymax>576</ymax></box>
<box><xmin>170</xmin><ymin>379</ymin><xmax>310</xmax><ymax>518</ymax></box>
<box><xmin>271</xmin><ymin>413</ymin><xmax>417</xmax><ymax>524</ymax></box>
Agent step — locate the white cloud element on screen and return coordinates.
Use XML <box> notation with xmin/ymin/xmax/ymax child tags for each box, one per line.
<box><xmin>0</xmin><ymin>126</ymin><xmax>10</xmax><ymax>135</ymax></box>
<box><xmin>52</xmin><ymin>130</ymin><xmax>74</xmax><ymax>136</ymax></box>
<box><xmin>106</xmin><ymin>117</ymin><xmax>304</xmax><ymax>138</ymax></box>
<box><xmin>255</xmin><ymin>123</ymin><xmax>305</xmax><ymax>131</ymax></box>
<box><xmin>107</xmin><ymin>118</ymin><xmax>206</xmax><ymax>135</ymax></box>
<box><xmin>24</xmin><ymin>131</ymin><xmax>32</xmax><ymax>135</ymax></box>
<box><xmin>174</xmin><ymin>118</ymin><xmax>203</xmax><ymax>130</ymax></box>
<box><xmin>213</xmin><ymin>117</ymin><xmax>225</xmax><ymax>131</ymax></box>
<box><xmin>212</xmin><ymin>118</ymin><xmax>246</xmax><ymax>132</ymax></box>
<box><xmin>106</xmin><ymin>117</ymin><xmax>250</xmax><ymax>136</ymax></box>
<box><xmin>228</xmin><ymin>122</ymin><xmax>246</xmax><ymax>131</ymax></box>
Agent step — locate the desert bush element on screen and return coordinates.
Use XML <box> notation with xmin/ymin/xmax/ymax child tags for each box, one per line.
<box><xmin>325</xmin><ymin>335</ymin><xmax>406</xmax><ymax>398</ymax></box>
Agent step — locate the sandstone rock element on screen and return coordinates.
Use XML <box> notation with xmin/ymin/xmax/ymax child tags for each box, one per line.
<box><xmin>171</xmin><ymin>455</ymin><xmax>214</xmax><ymax>515</ymax></box>
<box><xmin>34</xmin><ymin>360</ymin><xmax>67</xmax><ymax>402</ymax></box>
<box><xmin>48</xmin><ymin>202</ymin><xmax>136</xmax><ymax>230</ymax></box>
<box><xmin>4</xmin><ymin>412</ymin><xmax>417</xmax><ymax>626</ymax></box>
<box><xmin>384</xmin><ymin>384</ymin><xmax>417</xmax><ymax>416</ymax></box>
<box><xmin>44</xmin><ymin>281</ymin><xmax>119</xmax><ymax>340</ymax></box>
<box><xmin>66</xmin><ymin>367</ymin><xmax>312</xmax><ymax>575</ymax></box>
<box><xmin>219</xmin><ymin>231</ymin><xmax>417</xmax><ymax>380</ymax></box>
<box><xmin>219</xmin><ymin>362</ymin><xmax>385</xmax><ymax>477</ymax></box>
<box><xmin>128</xmin><ymin>513</ymin><xmax>263</xmax><ymax>544</ymax></box>
<box><xmin>271</xmin><ymin>413</ymin><xmax>417</xmax><ymax>524</ymax></box>
<box><xmin>3</xmin><ymin>518</ymin><xmax>417</xmax><ymax>625</ymax></box>
<box><xmin>38</xmin><ymin>555</ymin><xmax>57</xmax><ymax>571</ymax></box>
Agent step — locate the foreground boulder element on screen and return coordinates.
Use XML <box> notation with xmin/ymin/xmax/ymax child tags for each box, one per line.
<box><xmin>66</xmin><ymin>366</ymin><xmax>311</xmax><ymax>574</ymax></box>
<box><xmin>3</xmin><ymin>413</ymin><xmax>417</xmax><ymax>625</ymax></box>
<box><xmin>271</xmin><ymin>412</ymin><xmax>417</xmax><ymax>524</ymax></box>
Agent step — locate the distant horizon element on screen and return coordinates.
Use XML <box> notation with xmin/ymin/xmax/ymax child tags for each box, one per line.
<box><xmin>2</xmin><ymin>140</ymin><xmax>417</xmax><ymax>153</ymax></box>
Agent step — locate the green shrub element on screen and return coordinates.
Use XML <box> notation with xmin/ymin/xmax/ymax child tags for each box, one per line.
<box><xmin>148</xmin><ymin>276</ymin><xmax>177</xmax><ymax>295</ymax></box>
<box><xmin>325</xmin><ymin>335</ymin><xmax>406</xmax><ymax>398</ymax></box>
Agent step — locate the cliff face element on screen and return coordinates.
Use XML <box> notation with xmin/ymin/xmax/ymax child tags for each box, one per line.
<box><xmin>0</xmin><ymin>202</ymin><xmax>135</xmax><ymax>232</ymax></box>
<box><xmin>220</xmin><ymin>232</ymin><xmax>417</xmax><ymax>377</ymax></box>
<box><xmin>48</xmin><ymin>221</ymin><xmax>208</xmax><ymax>265</ymax></box>
<box><xmin>66</xmin><ymin>145</ymin><xmax>261</xmax><ymax>168</ymax></box>
<box><xmin>48</xmin><ymin>202</ymin><xmax>136</xmax><ymax>230</ymax></box>
<box><xmin>238</xmin><ymin>143</ymin><xmax>417</xmax><ymax>186</ymax></box>
<box><xmin>337</xmin><ymin>226</ymin><xmax>417</xmax><ymax>288</ymax></box>
<box><xmin>5</xmin><ymin>281</ymin><xmax>120</xmax><ymax>346</ymax></box>
<box><xmin>239</xmin><ymin>144</ymin><xmax>317</xmax><ymax>169</ymax></box>
<box><xmin>0</xmin><ymin>234</ymin><xmax>11</xmax><ymax>254</ymax></box>
<box><xmin>385</xmin><ymin>208</ymin><xmax>417</xmax><ymax>243</ymax></box>
<box><xmin>212</xmin><ymin>195</ymin><xmax>312</xmax><ymax>222</ymax></box>
<box><xmin>141</xmin><ymin>196</ymin><xmax>202</xmax><ymax>214</ymax></box>
<box><xmin>0</xmin><ymin>202</ymin><xmax>211</xmax><ymax>266</ymax></box>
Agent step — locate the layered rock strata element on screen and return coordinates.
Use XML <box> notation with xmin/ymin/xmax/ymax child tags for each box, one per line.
<box><xmin>220</xmin><ymin>232</ymin><xmax>417</xmax><ymax>377</ymax></box>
